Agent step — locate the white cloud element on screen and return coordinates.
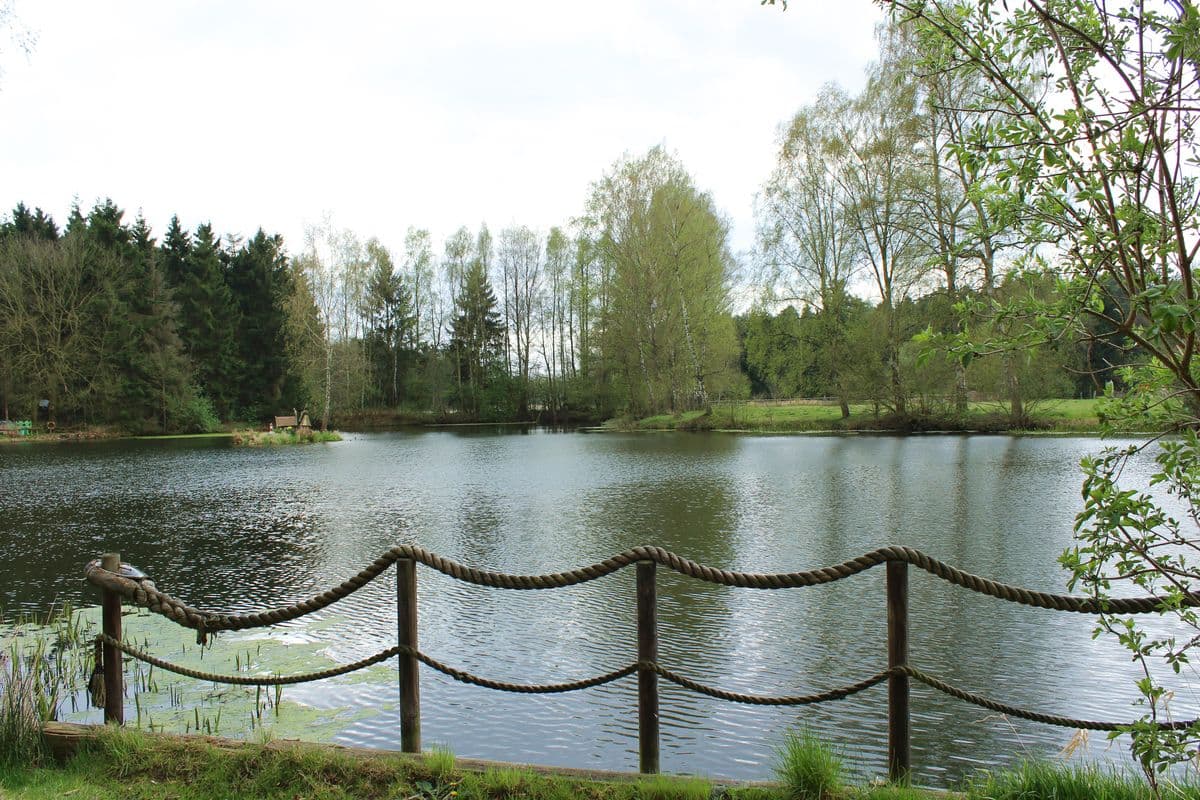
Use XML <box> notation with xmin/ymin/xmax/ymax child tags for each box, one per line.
<box><xmin>0</xmin><ymin>0</ymin><xmax>881</xmax><ymax>260</ymax></box>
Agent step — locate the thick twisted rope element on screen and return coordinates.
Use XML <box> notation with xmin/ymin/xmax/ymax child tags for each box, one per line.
<box><xmin>653</xmin><ymin>665</ymin><xmax>889</xmax><ymax>705</ymax></box>
<box><xmin>99</xmin><ymin>634</ymin><xmax>404</xmax><ymax>686</ymax></box>
<box><xmin>98</xmin><ymin>633</ymin><xmax>634</xmax><ymax>692</ymax></box>
<box><xmin>97</xmin><ymin>634</ymin><xmax>878</xmax><ymax>703</ymax></box>
<box><xmin>86</xmin><ymin>545</ymin><xmax>1199</xmax><ymax>638</ymax></box>
<box><xmin>97</xmin><ymin>634</ymin><xmax>1200</xmax><ymax>731</ymax></box>
<box><xmin>899</xmin><ymin>665</ymin><xmax>1199</xmax><ymax>732</ymax></box>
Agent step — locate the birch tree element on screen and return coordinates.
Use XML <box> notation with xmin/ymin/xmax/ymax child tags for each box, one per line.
<box><xmin>759</xmin><ymin>84</ymin><xmax>862</xmax><ymax>416</ymax></box>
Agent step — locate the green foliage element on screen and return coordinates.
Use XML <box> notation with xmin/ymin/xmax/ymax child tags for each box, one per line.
<box><xmin>774</xmin><ymin>728</ymin><xmax>844</xmax><ymax>800</ymax></box>
<box><xmin>173</xmin><ymin>223</ymin><xmax>240</xmax><ymax>419</ymax></box>
<box><xmin>1061</xmin><ymin>431</ymin><xmax>1200</xmax><ymax>778</ymax></box>
<box><xmin>0</xmin><ymin>726</ymin><xmax>755</xmax><ymax>800</ymax></box>
<box><xmin>226</xmin><ymin>230</ymin><xmax>292</xmax><ymax>420</ymax></box>
<box><xmin>363</xmin><ymin>237</ymin><xmax>416</xmax><ymax>409</ymax></box>
<box><xmin>882</xmin><ymin>0</ymin><xmax>1200</xmax><ymax>782</ymax></box>
<box><xmin>587</xmin><ymin>146</ymin><xmax>743</xmax><ymax>417</ymax></box>
<box><xmin>448</xmin><ymin>236</ymin><xmax>506</xmax><ymax>419</ymax></box>
<box><xmin>169</xmin><ymin>388</ymin><xmax>220</xmax><ymax>434</ymax></box>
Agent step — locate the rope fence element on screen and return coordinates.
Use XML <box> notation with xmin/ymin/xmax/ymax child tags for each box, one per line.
<box><xmin>84</xmin><ymin>547</ymin><xmax>1200</xmax><ymax>780</ymax></box>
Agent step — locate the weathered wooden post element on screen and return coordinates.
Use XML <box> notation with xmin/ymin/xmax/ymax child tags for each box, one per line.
<box><xmin>397</xmin><ymin>557</ymin><xmax>421</xmax><ymax>753</ymax></box>
<box><xmin>886</xmin><ymin>559</ymin><xmax>910</xmax><ymax>783</ymax></box>
<box><xmin>100</xmin><ymin>552</ymin><xmax>124</xmax><ymax>725</ymax></box>
<box><xmin>636</xmin><ymin>560</ymin><xmax>660</xmax><ymax>774</ymax></box>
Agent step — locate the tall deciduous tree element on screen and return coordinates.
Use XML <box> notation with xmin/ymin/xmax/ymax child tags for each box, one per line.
<box><xmin>588</xmin><ymin>146</ymin><xmax>742</xmax><ymax>415</ymax></box>
<box><xmin>838</xmin><ymin>34</ymin><xmax>932</xmax><ymax>417</ymax></box>
<box><xmin>404</xmin><ymin>227</ymin><xmax>435</xmax><ymax>351</ymax></box>
<box><xmin>759</xmin><ymin>84</ymin><xmax>863</xmax><ymax>417</ymax></box>
<box><xmin>0</xmin><ymin>233</ymin><xmax>102</xmax><ymax>421</ymax></box>
<box><xmin>497</xmin><ymin>224</ymin><xmax>542</xmax><ymax>418</ymax></box>
<box><xmin>364</xmin><ymin>238</ymin><xmax>414</xmax><ymax>406</ymax></box>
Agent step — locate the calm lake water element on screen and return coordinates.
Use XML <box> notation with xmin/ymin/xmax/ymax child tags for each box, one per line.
<box><xmin>1</xmin><ymin>430</ymin><xmax>1195</xmax><ymax>785</ymax></box>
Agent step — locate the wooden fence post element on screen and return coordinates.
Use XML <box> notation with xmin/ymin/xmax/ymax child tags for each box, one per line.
<box><xmin>100</xmin><ymin>552</ymin><xmax>124</xmax><ymax>725</ymax></box>
<box><xmin>397</xmin><ymin>557</ymin><xmax>421</xmax><ymax>753</ymax></box>
<box><xmin>887</xmin><ymin>559</ymin><xmax>910</xmax><ymax>783</ymax></box>
<box><xmin>637</xmin><ymin>560</ymin><xmax>660</xmax><ymax>774</ymax></box>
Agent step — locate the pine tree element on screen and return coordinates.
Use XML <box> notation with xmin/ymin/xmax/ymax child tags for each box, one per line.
<box><xmin>226</xmin><ymin>229</ymin><xmax>290</xmax><ymax>418</ymax></box>
<box><xmin>3</xmin><ymin>203</ymin><xmax>58</xmax><ymax>241</ymax></box>
<box><xmin>125</xmin><ymin>215</ymin><xmax>191</xmax><ymax>431</ymax></box>
<box><xmin>174</xmin><ymin>223</ymin><xmax>240</xmax><ymax>418</ymax></box>
<box><xmin>160</xmin><ymin>215</ymin><xmax>191</xmax><ymax>288</ymax></box>
<box><xmin>448</xmin><ymin>258</ymin><xmax>504</xmax><ymax>417</ymax></box>
<box><xmin>80</xmin><ymin>200</ymin><xmax>139</xmax><ymax>424</ymax></box>
<box><xmin>364</xmin><ymin>239</ymin><xmax>415</xmax><ymax>406</ymax></box>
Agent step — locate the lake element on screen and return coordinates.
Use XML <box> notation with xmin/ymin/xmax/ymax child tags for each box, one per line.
<box><xmin>0</xmin><ymin>430</ymin><xmax>1191</xmax><ymax>786</ymax></box>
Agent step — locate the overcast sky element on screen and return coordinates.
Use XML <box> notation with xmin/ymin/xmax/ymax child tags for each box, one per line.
<box><xmin>1</xmin><ymin>0</ymin><xmax>882</xmax><ymax>262</ymax></box>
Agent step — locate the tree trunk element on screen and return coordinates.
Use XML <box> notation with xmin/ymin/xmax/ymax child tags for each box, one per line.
<box><xmin>678</xmin><ymin>295</ymin><xmax>707</xmax><ymax>409</ymax></box>
<box><xmin>321</xmin><ymin>337</ymin><xmax>333</xmax><ymax>430</ymax></box>
<box><xmin>1005</xmin><ymin>354</ymin><xmax>1023</xmax><ymax>424</ymax></box>
<box><xmin>954</xmin><ymin>360</ymin><xmax>969</xmax><ymax>415</ymax></box>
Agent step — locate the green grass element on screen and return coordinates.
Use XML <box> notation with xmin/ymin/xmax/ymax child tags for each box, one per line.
<box><xmin>961</xmin><ymin>760</ymin><xmax>1177</xmax><ymax>800</ymax></box>
<box><xmin>635</xmin><ymin>774</ymin><xmax>713</xmax><ymax>800</ymax></box>
<box><xmin>775</xmin><ymin>728</ymin><xmax>845</xmax><ymax>800</ymax></box>
<box><xmin>426</xmin><ymin>744</ymin><xmax>456</xmax><ymax>779</ymax></box>
<box><xmin>858</xmin><ymin>787</ymin><xmax>929</xmax><ymax>800</ymax></box>
<box><xmin>231</xmin><ymin>429</ymin><xmax>343</xmax><ymax>446</ymax></box>
<box><xmin>612</xmin><ymin>398</ymin><xmax>1127</xmax><ymax>434</ymax></box>
<box><xmin>4</xmin><ymin>726</ymin><xmax>1199</xmax><ymax>800</ymax></box>
<box><xmin>0</xmin><ymin>727</ymin><xmax>768</xmax><ymax>800</ymax></box>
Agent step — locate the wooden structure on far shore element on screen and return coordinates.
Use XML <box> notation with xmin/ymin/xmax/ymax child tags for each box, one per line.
<box><xmin>273</xmin><ymin>409</ymin><xmax>312</xmax><ymax>433</ymax></box>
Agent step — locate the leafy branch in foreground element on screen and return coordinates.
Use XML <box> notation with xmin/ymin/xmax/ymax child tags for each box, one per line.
<box><xmin>867</xmin><ymin>0</ymin><xmax>1199</xmax><ymax>791</ymax></box>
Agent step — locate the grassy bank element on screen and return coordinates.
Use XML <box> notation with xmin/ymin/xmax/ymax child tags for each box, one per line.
<box><xmin>231</xmin><ymin>428</ymin><xmax>343</xmax><ymax>446</ymax></box>
<box><xmin>609</xmin><ymin>398</ymin><xmax>1134</xmax><ymax>434</ymax></box>
<box><xmin>3</xmin><ymin>725</ymin><xmax>1193</xmax><ymax>800</ymax></box>
<box><xmin>15</xmin><ymin>727</ymin><xmax>771</xmax><ymax>800</ymax></box>
<box><xmin>0</xmin><ymin>426</ymin><xmax>127</xmax><ymax>444</ymax></box>
<box><xmin>331</xmin><ymin>407</ymin><xmax>605</xmax><ymax>430</ymax></box>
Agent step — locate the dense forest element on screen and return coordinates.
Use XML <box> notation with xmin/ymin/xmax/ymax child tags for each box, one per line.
<box><xmin>0</xmin><ymin>22</ymin><xmax>1141</xmax><ymax>433</ymax></box>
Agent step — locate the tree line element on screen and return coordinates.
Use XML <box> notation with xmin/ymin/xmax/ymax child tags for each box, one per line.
<box><xmin>0</xmin><ymin>19</ymin><xmax>1148</xmax><ymax>433</ymax></box>
<box><xmin>751</xmin><ymin>19</ymin><xmax>1144</xmax><ymax>424</ymax></box>
<box><xmin>0</xmin><ymin>145</ymin><xmax>746</xmax><ymax>431</ymax></box>
<box><xmin>0</xmin><ymin>201</ymin><xmax>297</xmax><ymax>431</ymax></box>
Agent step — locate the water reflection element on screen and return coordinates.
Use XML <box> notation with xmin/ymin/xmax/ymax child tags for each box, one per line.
<box><xmin>0</xmin><ymin>431</ymin><xmax>1191</xmax><ymax>785</ymax></box>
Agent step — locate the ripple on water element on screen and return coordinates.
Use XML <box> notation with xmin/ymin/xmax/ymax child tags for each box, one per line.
<box><xmin>1</xmin><ymin>432</ymin><xmax>1193</xmax><ymax>785</ymax></box>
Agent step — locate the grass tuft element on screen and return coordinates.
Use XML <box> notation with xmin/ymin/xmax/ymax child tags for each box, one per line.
<box><xmin>774</xmin><ymin>728</ymin><xmax>844</xmax><ymax>800</ymax></box>
<box><xmin>425</xmin><ymin>744</ymin><xmax>456</xmax><ymax>779</ymax></box>
<box><xmin>0</xmin><ymin>604</ymin><xmax>91</xmax><ymax>769</ymax></box>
